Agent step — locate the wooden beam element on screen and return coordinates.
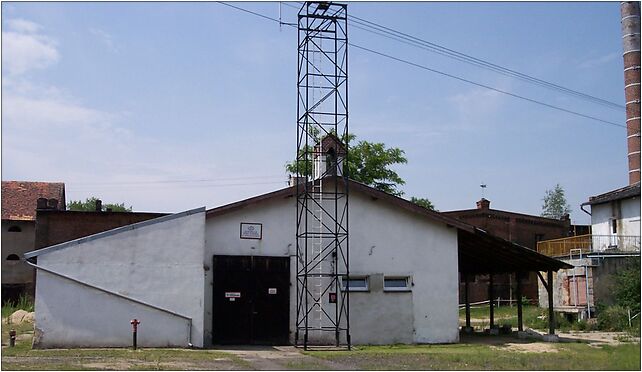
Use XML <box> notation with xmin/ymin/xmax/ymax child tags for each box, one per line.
<box><xmin>516</xmin><ymin>272</ymin><xmax>523</xmax><ymax>332</ymax></box>
<box><xmin>536</xmin><ymin>271</ymin><xmax>548</xmax><ymax>290</ymax></box>
<box><xmin>547</xmin><ymin>270</ymin><xmax>555</xmax><ymax>335</ymax></box>
<box><xmin>488</xmin><ymin>274</ymin><xmax>494</xmax><ymax>328</ymax></box>
<box><xmin>465</xmin><ymin>274</ymin><xmax>471</xmax><ymax>328</ymax></box>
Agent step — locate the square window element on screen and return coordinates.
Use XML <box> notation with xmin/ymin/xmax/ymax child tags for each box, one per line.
<box><xmin>384</xmin><ymin>277</ymin><xmax>411</xmax><ymax>292</ymax></box>
<box><xmin>340</xmin><ymin>276</ymin><xmax>369</xmax><ymax>292</ymax></box>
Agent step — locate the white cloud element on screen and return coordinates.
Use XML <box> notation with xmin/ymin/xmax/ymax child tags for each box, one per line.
<box><xmin>6</xmin><ymin>19</ymin><xmax>42</xmax><ymax>34</ymax></box>
<box><xmin>2</xmin><ymin>19</ymin><xmax>59</xmax><ymax>76</ymax></box>
<box><xmin>89</xmin><ymin>28</ymin><xmax>117</xmax><ymax>52</ymax></box>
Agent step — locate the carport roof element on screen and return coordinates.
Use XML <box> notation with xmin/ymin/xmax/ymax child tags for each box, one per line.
<box><xmin>458</xmin><ymin>228</ymin><xmax>572</xmax><ymax>274</ymax></box>
<box><xmin>206</xmin><ymin>178</ymin><xmax>571</xmax><ymax>274</ymax></box>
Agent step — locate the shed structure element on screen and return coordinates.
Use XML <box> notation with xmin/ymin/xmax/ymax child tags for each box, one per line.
<box><xmin>25</xmin><ymin>180</ymin><xmax>569</xmax><ymax>348</ymax></box>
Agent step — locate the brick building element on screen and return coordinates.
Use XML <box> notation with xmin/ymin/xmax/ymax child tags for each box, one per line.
<box><xmin>2</xmin><ymin>181</ymin><xmax>66</xmax><ymax>303</ymax></box>
<box><xmin>34</xmin><ymin>208</ymin><xmax>167</xmax><ymax>251</ymax></box>
<box><xmin>444</xmin><ymin>198</ymin><xmax>583</xmax><ymax>303</ymax></box>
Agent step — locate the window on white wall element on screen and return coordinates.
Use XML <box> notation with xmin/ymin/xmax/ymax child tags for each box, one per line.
<box><xmin>383</xmin><ymin>277</ymin><xmax>411</xmax><ymax>292</ymax></box>
<box><xmin>340</xmin><ymin>276</ymin><xmax>369</xmax><ymax>291</ymax></box>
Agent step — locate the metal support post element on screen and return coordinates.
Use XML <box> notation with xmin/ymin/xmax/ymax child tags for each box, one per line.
<box><xmin>488</xmin><ymin>274</ymin><xmax>494</xmax><ymax>328</ymax></box>
<box><xmin>465</xmin><ymin>274</ymin><xmax>471</xmax><ymax>329</ymax></box>
<box><xmin>547</xmin><ymin>270</ymin><xmax>555</xmax><ymax>335</ymax></box>
<box><xmin>516</xmin><ymin>272</ymin><xmax>523</xmax><ymax>332</ymax></box>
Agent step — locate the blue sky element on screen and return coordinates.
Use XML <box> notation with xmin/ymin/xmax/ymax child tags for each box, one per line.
<box><xmin>1</xmin><ymin>1</ymin><xmax>628</xmax><ymax>224</ymax></box>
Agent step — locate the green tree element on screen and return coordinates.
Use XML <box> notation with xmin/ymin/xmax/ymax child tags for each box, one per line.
<box><xmin>541</xmin><ymin>184</ymin><xmax>571</xmax><ymax>219</ymax></box>
<box><xmin>613</xmin><ymin>259</ymin><xmax>641</xmax><ymax>313</ymax></box>
<box><xmin>410</xmin><ymin>197</ymin><xmax>436</xmax><ymax>211</ymax></box>
<box><xmin>286</xmin><ymin>133</ymin><xmax>408</xmax><ymax>196</ymax></box>
<box><xmin>67</xmin><ymin>197</ymin><xmax>132</xmax><ymax>212</ymax></box>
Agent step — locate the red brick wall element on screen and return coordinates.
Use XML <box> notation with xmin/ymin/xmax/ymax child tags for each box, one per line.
<box><xmin>34</xmin><ymin>211</ymin><xmax>167</xmax><ymax>250</ymax></box>
<box><xmin>446</xmin><ymin>208</ymin><xmax>570</xmax><ymax>303</ymax></box>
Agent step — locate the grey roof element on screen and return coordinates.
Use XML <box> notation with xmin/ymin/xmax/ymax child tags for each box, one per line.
<box><xmin>581</xmin><ymin>183</ymin><xmax>641</xmax><ymax>206</ymax></box>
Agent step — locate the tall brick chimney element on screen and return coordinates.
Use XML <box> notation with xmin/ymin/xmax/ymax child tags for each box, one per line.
<box><xmin>621</xmin><ymin>2</ymin><xmax>641</xmax><ymax>184</ymax></box>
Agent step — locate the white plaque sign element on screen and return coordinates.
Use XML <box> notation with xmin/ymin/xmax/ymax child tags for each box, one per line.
<box><xmin>240</xmin><ymin>223</ymin><xmax>262</xmax><ymax>240</ymax></box>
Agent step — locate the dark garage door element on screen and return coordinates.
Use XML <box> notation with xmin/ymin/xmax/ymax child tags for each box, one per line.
<box><xmin>212</xmin><ymin>255</ymin><xmax>290</xmax><ymax>345</ymax></box>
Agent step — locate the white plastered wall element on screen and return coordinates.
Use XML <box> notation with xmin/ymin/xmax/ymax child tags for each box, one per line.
<box><xmin>32</xmin><ymin>209</ymin><xmax>206</xmax><ymax>348</ymax></box>
<box><xmin>591</xmin><ymin>196</ymin><xmax>641</xmax><ymax>250</ymax></box>
<box><xmin>204</xmin><ymin>189</ymin><xmax>460</xmax><ymax>345</ymax></box>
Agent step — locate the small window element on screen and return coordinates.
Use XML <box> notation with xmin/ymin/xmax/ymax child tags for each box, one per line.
<box><xmin>384</xmin><ymin>277</ymin><xmax>411</xmax><ymax>292</ymax></box>
<box><xmin>340</xmin><ymin>276</ymin><xmax>369</xmax><ymax>292</ymax></box>
<box><xmin>8</xmin><ymin>226</ymin><xmax>21</xmax><ymax>232</ymax></box>
<box><xmin>611</xmin><ymin>219</ymin><xmax>618</xmax><ymax>234</ymax></box>
<box><xmin>6</xmin><ymin>254</ymin><xmax>20</xmax><ymax>261</ymax></box>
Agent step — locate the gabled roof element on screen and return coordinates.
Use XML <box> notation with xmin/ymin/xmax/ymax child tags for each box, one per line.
<box><xmin>206</xmin><ymin>178</ymin><xmax>571</xmax><ymax>273</ymax></box>
<box><xmin>581</xmin><ymin>182</ymin><xmax>641</xmax><ymax>206</ymax></box>
<box><xmin>2</xmin><ymin>181</ymin><xmax>66</xmax><ymax>221</ymax></box>
<box><xmin>206</xmin><ymin>178</ymin><xmax>474</xmax><ymax>232</ymax></box>
<box><xmin>443</xmin><ymin>207</ymin><xmax>568</xmax><ymax>225</ymax></box>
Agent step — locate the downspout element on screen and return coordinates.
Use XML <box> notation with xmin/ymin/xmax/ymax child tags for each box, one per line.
<box><xmin>24</xmin><ymin>258</ymin><xmax>194</xmax><ymax>347</ymax></box>
<box><xmin>580</xmin><ymin>203</ymin><xmax>591</xmax><ymax>216</ymax></box>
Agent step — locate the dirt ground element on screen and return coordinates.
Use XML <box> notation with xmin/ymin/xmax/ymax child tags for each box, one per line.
<box><xmin>2</xmin><ymin>330</ymin><xmax>639</xmax><ymax>370</ymax></box>
<box><xmin>218</xmin><ymin>345</ymin><xmax>355</xmax><ymax>370</ymax></box>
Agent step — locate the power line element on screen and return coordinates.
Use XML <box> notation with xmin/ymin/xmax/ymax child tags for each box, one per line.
<box><xmin>351</xmin><ymin>44</ymin><xmax>625</xmax><ymax>128</ymax></box>
<box><xmin>219</xmin><ymin>2</ymin><xmax>625</xmax><ymax>129</ymax></box>
<box><xmin>67</xmin><ymin>180</ymin><xmax>287</xmax><ymax>191</ymax></box>
<box><xmin>69</xmin><ymin>174</ymin><xmax>286</xmax><ymax>186</ymax></box>
<box><xmin>282</xmin><ymin>1</ymin><xmax>624</xmax><ymax>110</ymax></box>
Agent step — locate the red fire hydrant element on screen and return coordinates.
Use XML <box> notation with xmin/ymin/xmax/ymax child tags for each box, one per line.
<box><xmin>130</xmin><ymin>319</ymin><xmax>141</xmax><ymax>350</ymax></box>
<box><xmin>8</xmin><ymin>330</ymin><xmax>16</xmax><ymax>347</ymax></box>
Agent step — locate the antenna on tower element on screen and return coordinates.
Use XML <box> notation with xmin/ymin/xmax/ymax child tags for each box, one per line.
<box><xmin>480</xmin><ymin>182</ymin><xmax>487</xmax><ymax>199</ymax></box>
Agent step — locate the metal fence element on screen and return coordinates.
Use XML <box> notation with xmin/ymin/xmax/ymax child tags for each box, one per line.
<box><xmin>537</xmin><ymin>234</ymin><xmax>641</xmax><ymax>257</ymax></box>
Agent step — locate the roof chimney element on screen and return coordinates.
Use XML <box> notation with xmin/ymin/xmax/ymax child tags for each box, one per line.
<box><xmin>47</xmin><ymin>198</ymin><xmax>58</xmax><ymax>210</ymax></box>
<box><xmin>95</xmin><ymin>199</ymin><xmax>102</xmax><ymax>212</ymax></box>
<box><xmin>288</xmin><ymin>175</ymin><xmax>307</xmax><ymax>186</ymax></box>
<box><xmin>476</xmin><ymin>198</ymin><xmax>490</xmax><ymax>210</ymax></box>
<box><xmin>36</xmin><ymin>197</ymin><xmax>48</xmax><ymax>210</ymax></box>
<box><xmin>621</xmin><ymin>2</ymin><xmax>641</xmax><ymax>185</ymax></box>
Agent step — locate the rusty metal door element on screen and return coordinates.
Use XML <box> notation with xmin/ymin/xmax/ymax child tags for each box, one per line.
<box><xmin>212</xmin><ymin>255</ymin><xmax>290</xmax><ymax>345</ymax></box>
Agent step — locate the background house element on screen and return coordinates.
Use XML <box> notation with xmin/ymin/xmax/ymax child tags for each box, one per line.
<box><xmin>537</xmin><ymin>182</ymin><xmax>640</xmax><ymax>319</ymax></box>
<box><xmin>444</xmin><ymin>198</ymin><xmax>585</xmax><ymax>304</ymax></box>
<box><xmin>2</xmin><ymin>181</ymin><xmax>65</xmax><ymax>303</ymax></box>
<box><xmin>34</xmin><ymin>207</ymin><xmax>167</xmax><ymax>250</ymax></box>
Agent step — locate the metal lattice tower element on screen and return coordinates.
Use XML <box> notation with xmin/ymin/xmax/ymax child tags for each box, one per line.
<box><xmin>295</xmin><ymin>1</ymin><xmax>350</xmax><ymax>349</ymax></box>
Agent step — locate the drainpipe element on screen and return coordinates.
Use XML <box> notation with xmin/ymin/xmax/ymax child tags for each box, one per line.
<box><xmin>580</xmin><ymin>204</ymin><xmax>591</xmax><ymax>217</ymax></box>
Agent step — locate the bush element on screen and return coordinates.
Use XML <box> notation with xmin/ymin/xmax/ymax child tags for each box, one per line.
<box><xmin>597</xmin><ymin>305</ymin><xmax>629</xmax><ymax>331</ymax></box>
<box><xmin>613</xmin><ymin>259</ymin><xmax>641</xmax><ymax>313</ymax></box>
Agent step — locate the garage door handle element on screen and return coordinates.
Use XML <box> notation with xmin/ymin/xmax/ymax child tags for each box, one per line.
<box><xmin>252</xmin><ymin>311</ymin><xmax>259</xmax><ymax>315</ymax></box>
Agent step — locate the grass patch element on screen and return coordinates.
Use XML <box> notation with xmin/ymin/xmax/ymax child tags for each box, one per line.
<box><xmin>1</xmin><ymin>330</ymin><xmax>249</xmax><ymax>371</ymax></box>
<box><xmin>305</xmin><ymin>342</ymin><xmax>641</xmax><ymax>370</ymax></box>
<box><xmin>2</xmin><ymin>294</ymin><xmax>34</xmax><ymax>319</ymax></box>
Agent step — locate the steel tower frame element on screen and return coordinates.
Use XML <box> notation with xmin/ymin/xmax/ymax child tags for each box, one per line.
<box><xmin>295</xmin><ymin>1</ymin><xmax>350</xmax><ymax>349</ymax></box>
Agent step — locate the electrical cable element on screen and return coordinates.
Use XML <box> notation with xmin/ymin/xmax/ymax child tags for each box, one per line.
<box><xmin>217</xmin><ymin>2</ymin><xmax>625</xmax><ymax>129</ymax></box>
<box><xmin>282</xmin><ymin>1</ymin><xmax>624</xmax><ymax>110</ymax></box>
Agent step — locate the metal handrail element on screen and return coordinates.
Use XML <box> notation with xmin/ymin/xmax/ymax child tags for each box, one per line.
<box><xmin>537</xmin><ymin>234</ymin><xmax>641</xmax><ymax>257</ymax></box>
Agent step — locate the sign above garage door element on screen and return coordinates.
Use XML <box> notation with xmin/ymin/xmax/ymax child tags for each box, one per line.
<box><xmin>240</xmin><ymin>223</ymin><xmax>262</xmax><ymax>240</ymax></box>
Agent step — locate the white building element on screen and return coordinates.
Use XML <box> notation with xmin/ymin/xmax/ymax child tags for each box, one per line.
<box><xmin>537</xmin><ymin>182</ymin><xmax>640</xmax><ymax>318</ymax></box>
<box><xmin>581</xmin><ymin>182</ymin><xmax>641</xmax><ymax>251</ymax></box>
<box><xmin>25</xmin><ymin>180</ymin><xmax>568</xmax><ymax>348</ymax></box>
